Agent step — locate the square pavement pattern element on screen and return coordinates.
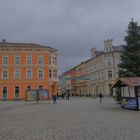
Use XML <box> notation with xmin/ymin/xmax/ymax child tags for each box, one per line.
<box><xmin>0</xmin><ymin>97</ymin><xmax>140</xmax><ymax>140</ymax></box>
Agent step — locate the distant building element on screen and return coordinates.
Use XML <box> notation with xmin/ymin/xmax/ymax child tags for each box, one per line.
<box><xmin>86</xmin><ymin>39</ymin><xmax>123</xmax><ymax>96</ymax></box>
<box><xmin>59</xmin><ymin>67</ymin><xmax>77</xmax><ymax>96</ymax></box>
<box><xmin>60</xmin><ymin>39</ymin><xmax>123</xmax><ymax>96</ymax></box>
<box><xmin>75</xmin><ymin>62</ymin><xmax>88</xmax><ymax>96</ymax></box>
<box><xmin>0</xmin><ymin>40</ymin><xmax>58</xmax><ymax>100</ymax></box>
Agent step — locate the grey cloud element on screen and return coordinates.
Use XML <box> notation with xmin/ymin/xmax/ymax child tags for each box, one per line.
<box><xmin>0</xmin><ymin>0</ymin><xmax>140</xmax><ymax>73</ymax></box>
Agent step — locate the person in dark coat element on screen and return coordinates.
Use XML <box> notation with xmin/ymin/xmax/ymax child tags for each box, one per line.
<box><xmin>52</xmin><ymin>95</ymin><xmax>57</xmax><ymax>103</ymax></box>
<box><xmin>67</xmin><ymin>92</ymin><xmax>70</xmax><ymax>100</ymax></box>
<box><xmin>66</xmin><ymin>90</ymin><xmax>70</xmax><ymax>100</ymax></box>
<box><xmin>99</xmin><ymin>92</ymin><xmax>103</xmax><ymax>103</ymax></box>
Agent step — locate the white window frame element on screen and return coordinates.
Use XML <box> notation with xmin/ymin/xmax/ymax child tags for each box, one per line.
<box><xmin>53</xmin><ymin>69</ymin><xmax>57</xmax><ymax>78</ymax></box>
<box><xmin>38</xmin><ymin>69</ymin><xmax>44</xmax><ymax>79</ymax></box>
<box><xmin>26</xmin><ymin>56</ymin><xmax>32</xmax><ymax>65</ymax></box>
<box><xmin>14</xmin><ymin>69</ymin><xmax>21</xmax><ymax>79</ymax></box>
<box><xmin>106</xmin><ymin>58</ymin><xmax>112</xmax><ymax>65</ymax></box>
<box><xmin>15</xmin><ymin>55</ymin><xmax>20</xmax><ymax>65</ymax></box>
<box><xmin>26</xmin><ymin>69</ymin><xmax>32</xmax><ymax>79</ymax></box>
<box><xmin>3</xmin><ymin>55</ymin><xmax>8</xmax><ymax>65</ymax></box>
<box><xmin>38</xmin><ymin>56</ymin><xmax>43</xmax><ymax>65</ymax></box>
<box><xmin>108</xmin><ymin>70</ymin><xmax>112</xmax><ymax>78</ymax></box>
<box><xmin>53</xmin><ymin>56</ymin><xmax>57</xmax><ymax>65</ymax></box>
<box><xmin>2</xmin><ymin>69</ymin><xmax>8</xmax><ymax>79</ymax></box>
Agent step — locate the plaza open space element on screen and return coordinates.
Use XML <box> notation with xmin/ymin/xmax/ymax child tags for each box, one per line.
<box><xmin>0</xmin><ymin>97</ymin><xmax>140</xmax><ymax>140</ymax></box>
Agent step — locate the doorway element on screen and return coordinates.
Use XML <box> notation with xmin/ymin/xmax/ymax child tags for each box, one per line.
<box><xmin>3</xmin><ymin>87</ymin><xmax>7</xmax><ymax>99</ymax></box>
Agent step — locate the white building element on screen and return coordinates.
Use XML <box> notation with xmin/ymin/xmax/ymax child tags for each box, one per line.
<box><xmin>86</xmin><ymin>39</ymin><xmax>123</xmax><ymax>96</ymax></box>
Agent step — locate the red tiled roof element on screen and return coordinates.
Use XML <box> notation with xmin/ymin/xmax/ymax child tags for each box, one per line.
<box><xmin>0</xmin><ymin>42</ymin><xmax>57</xmax><ymax>50</ymax></box>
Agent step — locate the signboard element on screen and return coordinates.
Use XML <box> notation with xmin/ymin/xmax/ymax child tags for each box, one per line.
<box><xmin>39</xmin><ymin>89</ymin><xmax>49</xmax><ymax>100</ymax></box>
<box><xmin>121</xmin><ymin>97</ymin><xmax>137</xmax><ymax>110</ymax></box>
<box><xmin>26</xmin><ymin>89</ymin><xmax>49</xmax><ymax>101</ymax></box>
<box><xmin>26</xmin><ymin>90</ymin><xmax>37</xmax><ymax>101</ymax></box>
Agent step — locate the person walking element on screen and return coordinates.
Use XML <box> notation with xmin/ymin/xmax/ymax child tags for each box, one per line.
<box><xmin>67</xmin><ymin>92</ymin><xmax>70</xmax><ymax>100</ymax></box>
<box><xmin>99</xmin><ymin>92</ymin><xmax>103</xmax><ymax>103</ymax></box>
<box><xmin>52</xmin><ymin>95</ymin><xmax>57</xmax><ymax>103</ymax></box>
<box><xmin>66</xmin><ymin>89</ymin><xmax>70</xmax><ymax>100</ymax></box>
<box><xmin>66</xmin><ymin>91</ymin><xmax>68</xmax><ymax>100</ymax></box>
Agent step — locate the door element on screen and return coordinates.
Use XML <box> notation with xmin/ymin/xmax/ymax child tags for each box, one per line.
<box><xmin>3</xmin><ymin>87</ymin><xmax>7</xmax><ymax>99</ymax></box>
<box><xmin>15</xmin><ymin>86</ymin><xmax>19</xmax><ymax>98</ymax></box>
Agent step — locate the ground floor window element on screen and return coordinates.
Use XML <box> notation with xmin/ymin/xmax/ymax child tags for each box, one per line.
<box><xmin>27</xmin><ymin>86</ymin><xmax>31</xmax><ymax>91</ymax></box>
<box><xmin>15</xmin><ymin>86</ymin><xmax>19</xmax><ymax>98</ymax></box>
<box><xmin>3</xmin><ymin>87</ymin><xmax>7</xmax><ymax>99</ymax></box>
<box><xmin>39</xmin><ymin>86</ymin><xmax>43</xmax><ymax>90</ymax></box>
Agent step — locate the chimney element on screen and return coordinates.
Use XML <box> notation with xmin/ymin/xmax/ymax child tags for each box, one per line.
<box><xmin>91</xmin><ymin>47</ymin><xmax>96</xmax><ymax>58</ymax></box>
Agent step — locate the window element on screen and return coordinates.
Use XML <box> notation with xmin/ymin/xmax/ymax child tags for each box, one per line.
<box><xmin>107</xmin><ymin>58</ymin><xmax>112</xmax><ymax>65</ymax></box>
<box><xmin>26</xmin><ymin>69</ymin><xmax>32</xmax><ymax>79</ymax></box>
<box><xmin>14</xmin><ymin>69</ymin><xmax>20</xmax><ymax>79</ymax></box>
<box><xmin>53</xmin><ymin>69</ymin><xmax>57</xmax><ymax>78</ymax></box>
<box><xmin>49</xmin><ymin>69</ymin><xmax>52</xmax><ymax>78</ymax></box>
<box><xmin>15</xmin><ymin>86</ymin><xmax>19</xmax><ymax>98</ymax></box>
<box><xmin>38</xmin><ymin>56</ymin><xmax>43</xmax><ymax>65</ymax></box>
<box><xmin>39</xmin><ymin>86</ymin><xmax>43</xmax><ymax>90</ymax></box>
<box><xmin>49</xmin><ymin>56</ymin><xmax>51</xmax><ymax>64</ymax></box>
<box><xmin>15</xmin><ymin>56</ymin><xmax>20</xmax><ymax>64</ymax></box>
<box><xmin>27</xmin><ymin>86</ymin><xmax>31</xmax><ymax>91</ymax></box>
<box><xmin>53</xmin><ymin>56</ymin><xmax>57</xmax><ymax>65</ymax></box>
<box><xmin>2</xmin><ymin>69</ymin><xmax>8</xmax><ymax>78</ymax></box>
<box><xmin>102</xmin><ymin>71</ymin><xmax>104</xmax><ymax>79</ymax></box>
<box><xmin>26</xmin><ymin>56</ymin><xmax>32</xmax><ymax>64</ymax></box>
<box><xmin>38</xmin><ymin>69</ymin><xmax>43</xmax><ymax>79</ymax></box>
<box><xmin>3</xmin><ymin>87</ymin><xmax>7</xmax><ymax>99</ymax></box>
<box><xmin>108</xmin><ymin>70</ymin><xmax>112</xmax><ymax>78</ymax></box>
<box><xmin>3</xmin><ymin>56</ymin><xmax>8</xmax><ymax>64</ymax></box>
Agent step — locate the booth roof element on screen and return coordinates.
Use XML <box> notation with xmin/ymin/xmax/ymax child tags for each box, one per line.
<box><xmin>112</xmin><ymin>77</ymin><xmax>140</xmax><ymax>88</ymax></box>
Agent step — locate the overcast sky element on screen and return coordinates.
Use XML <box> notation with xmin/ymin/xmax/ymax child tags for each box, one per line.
<box><xmin>0</xmin><ymin>0</ymin><xmax>140</xmax><ymax>74</ymax></box>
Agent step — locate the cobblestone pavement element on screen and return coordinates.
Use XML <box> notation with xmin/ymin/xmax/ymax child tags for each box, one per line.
<box><xmin>0</xmin><ymin>97</ymin><xmax>140</xmax><ymax>140</ymax></box>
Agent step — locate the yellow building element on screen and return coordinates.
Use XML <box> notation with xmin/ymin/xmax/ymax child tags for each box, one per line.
<box><xmin>86</xmin><ymin>39</ymin><xmax>123</xmax><ymax>96</ymax></box>
<box><xmin>60</xmin><ymin>39</ymin><xmax>122</xmax><ymax>97</ymax></box>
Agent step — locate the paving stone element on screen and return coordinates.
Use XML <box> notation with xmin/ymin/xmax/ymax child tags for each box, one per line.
<box><xmin>0</xmin><ymin>97</ymin><xmax>140</xmax><ymax>140</ymax></box>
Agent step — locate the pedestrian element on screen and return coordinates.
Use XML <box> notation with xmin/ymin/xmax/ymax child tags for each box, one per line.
<box><xmin>62</xmin><ymin>92</ymin><xmax>64</xmax><ymax>99</ymax></box>
<box><xmin>66</xmin><ymin>92</ymin><xmax>68</xmax><ymax>100</ymax></box>
<box><xmin>67</xmin><ymin>92</ymin><xmax>70</xmax><ymax>100</ymax></box>
<box><xmin>52</xmin><ymin>95</ymin><xmax>57</xmax><ymax>103</ymax></box>
<box><xmin>66</xmin><ymin>90</ymin><xmax>70</xmax><ymax>100</ymax></box>
<box><xmin>99</xmin><ymin>92</ymin><xmax>103</xmax><ymax>103</ymax></box>
<box><xmin>36</xmin><ymin>89</ymin><xmax>40</xmax><ymax>104</ymax></box>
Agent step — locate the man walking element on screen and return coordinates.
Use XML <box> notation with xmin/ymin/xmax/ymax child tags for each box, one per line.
<box><xmin>52</xmin><ymin>95</ymin><xmax>57</xmax><ymax>103</ymax></box>
<box><xmin>99</xmin><ymin>92</ymin><xmax>103</xmax><ymax>103</ymax></box>
<box><xmin>66</xmin><ymin>89</ymin><xmax>70</xmax><ymax>100</ymax></box>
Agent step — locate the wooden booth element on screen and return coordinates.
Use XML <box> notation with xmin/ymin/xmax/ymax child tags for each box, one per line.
<box><xmin>112</xmin><ymin>77</ymin><xmax>140</xmax><ymax>110</ymax></box>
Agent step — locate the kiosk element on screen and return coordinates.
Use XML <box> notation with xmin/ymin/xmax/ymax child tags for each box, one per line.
<box><xmin>112</xmin><ymin>77</ymin><xmax>140</xmax><ymax>110</ymax></box>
